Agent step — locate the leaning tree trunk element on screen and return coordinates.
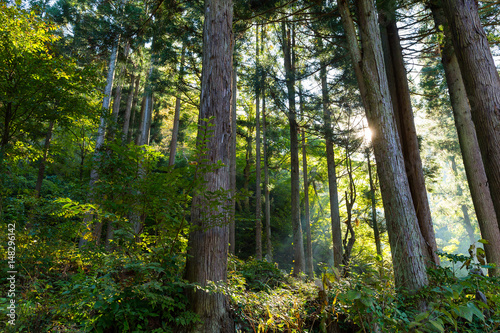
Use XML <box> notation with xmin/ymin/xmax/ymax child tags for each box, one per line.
<box><xmin>183</xmin><ymin>0</ymin><xmax>234</xmax><ymax>331</ymax></box>
<box><xmin>282</xmin><ymin>20</ymin><xmax>305</xmax><ymax>276</ymax></box>
<box><xmin>431</xmin><ymin>3</ymin><xmax>500</xmax><ymax>276</ymax></box>
<box><xmin>169</xmin><ymin>46</ymin><xmax>186</xmax><ymax>166</ymax></box>
<box><xmin>80</xmin><ymin>39</ymin><xmax>119</xmax><ymax>248</ymax></box>
<box><xmin>442</xmin><ymin>0</ymin><xmax>500</xmax><ymax>226</ymax></box>
<box><xmin>35</xmin><ymin>120</ymin><xmax>55</xmax><ymax>197</ymax></box>
<box><xmin>255</xmin><ymin>23</ymin><xmax>263</xmax><ymax>260</ymax></box>
<box><xmin>319</xmin><ymin>49</ymin><xmax>343</xmax><ymax>269</ymax></box>
<box><xmin>338</xmin><ymin>0</ymin><xmax>428</xmax><ymax>294</ymax></box>
<box><xmin>378</xmin><ymin>4</ymin><xmax>439</xmax><ymax>266</ymax></box>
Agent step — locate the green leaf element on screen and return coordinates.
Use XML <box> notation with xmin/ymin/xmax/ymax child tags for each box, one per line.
<box><xmin>346</xmin><ymin>290</ymin><xmax>361</xmax><ymax>300</ymax></box>
<box><xmin>467</xmin><ymin>302</ymin><xmax>484</xmax><ymax>321</ymax></box>
<box><xmin>429</xmin><ymin>319</ymin><xmax>444</xmax><ymax>332</ymax></box>
<box><xmin>478</xmin><ymin>239</ymin><xmax>489</xmax><ymax>245</ymax></box>
<box><xmin>456</xmin><ymin>305</ymin><xmax>473</xmax><ymax>322</ymax></box>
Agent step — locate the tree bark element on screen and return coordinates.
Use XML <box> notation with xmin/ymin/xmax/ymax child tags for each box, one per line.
<box><xmin>122</xmin><ymin>73</ymin><xmax>139</xmax><ymax>143</ymax></box>
<box><xmin>378</xmin><ymin>4</ymin><xmax>439</xmax><ymax>266</ymax></box>
<box><xmin>169</xmin><ymin>46</ymin><xmax>186</xmax><ymax>166</ymax></box>
<box><xmin>183</xmin><ymin>0</ymin><xmax>234</xmax><ymax>331</ymax></box>
<box><xmin>442</xmin><ymin>0</ymin><xmax>500</xmax><ymax>225</ymax></box>
<box><xmin>366</xmin><ymin>148</ymin><xmax>382</xmax><ymax>258</ymax></box>
<box><xmin>338</xmin><ymin>0</ymin><xmax>428</xmax><ymax>293</ymax></box>
<box><xmin>229</xmin><ymin>57</ymin><xmax>237</xmax><ymax>255</ymax></box>
<box><xmin>255</xmin><ymin>23</ymin><xmax>263</xmax><ymax>260</ymax></box>
<box><xmin>35</xmin><ymin>120</ymin><xmax>55</xmax><ymax>197</ymax></box>
<box><xmin>319</xmin><ymin>50</ymin><xmax>343</xmax><ymax>269</ymax></box>
<box><xmin>302</xmin><ymin>128</ymin><xmax>314</xmax><ymax>279</ymax></box>
<box><xmin>282</xmin><ymin>20</ymin><xmax>305</xmax><ymax>276</ymax></box>
<box><xmin>263</xmin><ymin>82</ymin><xmax>272</xmax><ymax>261</ymax></box>
<box><xmin>431</xmin><ymin>4</ymin><xmax>500</xmax><ymax>276</ymax></box>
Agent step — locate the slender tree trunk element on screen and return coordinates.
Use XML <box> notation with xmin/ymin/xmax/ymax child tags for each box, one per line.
<box><xmin>366</xmin><ymin>148</ymin><xmax>382</xmax><ymax>258</ymax></box>
<box><xmin>378</xmin><ymin>5</ymin><xmax>439</xmax><ymax>266</ymax></box>
<box><xmin>431</xmin><ymin>4</ymin><xmax>500</xmax><ymax>276</ymax></box>
<box><xmin>122</xmin><ymin>73</ymin><xmax>139</xmax><ymax>143</ymax></box>
<box><xmin>184</xmin><ymin>0</ymin><xmax>234</xmax><ymax>331</ymax></box>
<box><xmin>243</xmin><ymin>135</ymin><xmax>252</xmax><ymax>212</ymax></box>
<box><xmin>229</xmin><ymin>58</ymin><xmax>237</xmax><ymax>255</ymax></box>
<box><xmin>263</xmin><ymin>82</ymin><xmax>272</xmax><ymax>261</ymax></box>
<box><xmin>338</xmin><ymin>0</ymin><xmax>428</xmax><ymax>293</ymax></box>
<box><xmin>35</xmin><ymin>120</ymin><xmax>55</xmax><ymax>197</ymax></box>
<box><xmin>302</xmin><ymin>128</ymin><xmax>314</xmax><ymax>279</ymax></box>
<box><xmin>319</xmin><ymin>50</ymin><xmax>342</xmax><ymax>269</ymax></box>
<box><xmin>442</xmin><ymin>0</ymin><xmax>500</xmax><ymax>224</ymax></box>
<box><xmin>169</xmin><ymin>46</ymin><xmax>186</xmax><ymax>166</ymax></box>
<box><xmin>282</xmin><ymin>20</ymin><xmax>305</xmax><ymax>276</ymax></box>
<box><xmin>461</xmin><ymin>205</ymin><xmax>476</xmax><ymax>246</ymax></box>
<box><xmin>127</xmin><ymin>75</ymin><xmax>141</xmax><ymax>144</ymax></box>
<box><xmin>80</xmin><ymin>40</ymin><xmax>119</xmax><ymax>248</ymax></box>
<box><xmin>342</xmin><ymin>144</ymin><xmax>356</xmax><ymax>276</ymax></box>
<box><xmin>255</xmin><ymin>23</ymin><xmax>263</xmax><ymax>260</ymax></box>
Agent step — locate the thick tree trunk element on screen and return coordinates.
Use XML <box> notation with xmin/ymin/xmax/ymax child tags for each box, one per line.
<box><xmin>255</xmin><ymin>24</ymin><xmax>263</xmax><ymax>260</ymax></box>
<box><xmin>183</xmin><ymin>0</ymin><xmax>234</xmax><ymax>331</ymax></box>
<box><xmin>378</xmin><ymin>5</ymin><xmax>439</xmax><ymax>266</ymax></box>
<box><xmin>169</xmin><ymin>46</ymin><xmax>186</xmax><ymax>166</ymax></box>
<box><xmin>35</xmin><ymin>120</ymin><xmax>55</xmax><ymax>197</ymax></box>
<box><xmin>319</xmin><ymin>54</ymin><xmax>342</xmax><ymax>269</ymax></box>
<box><xmin>338</xmin><ymin>0</ymin><xmax>428</xmax><ymax>293</ymax></box>
<box><xmin>80</xmin><ymin>40</ymin><xmax>119</xmax><ymax>248</ymax></box>
<box><xmin>431</xmin><ymin>4</ymin><xmax>500</xmax><ymax>276</ymax></box>
<box><xmin>442</xmin><ymin>0</ymin><xmax>500</xmax><ymax>225</ymax></box>
<box><xmin>302</xmin><ymin>128</ymin><xmax>314</xmax><ymax>279</ymax></box>
<box><xmin>282</xmin><ymin>20</ymin><xmax>305</xmax><ymax>276</ymax></box>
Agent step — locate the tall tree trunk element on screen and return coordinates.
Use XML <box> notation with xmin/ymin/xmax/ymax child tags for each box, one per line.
<box><xmin>461</xmin><ymin>205</ymin><xmax>476</xmax><ymax>246</ymax></box>
<box><xmin>430</xmin><ymin>4</ymin><xmax>500</xmax><ymax>276</ymax></box>
<box><xmin>366</xmin><ymin>148</ymin><xmax>382</xmax><ymax>258</ymax></box>
<box><xmin>263</xmin><ymin>81</ymin><xmax>272</xmax><ymax>261</ymax></box>
<box><xmin>183</xmin><ymin>0</ymin><xmax>234</xmax><ymax>331</ymax></box>
<box><xmin>169</xmin><ymin>46</ymin><xmax>186</xmax><ymax>166</ymax></box>
<box><xmin>338</xmin><ymin>0</ymin><xmax>428</xmax><ymax>294</ymax></box>
<box><xmin>35</xmin><ymin>120</ymin><xmax>55</xmax><ymax>197</ymax></box>
<box><xmin>319</xmin><ymin>48</ymin><xmax>342</xmax><ymax>269</ymax></box>
<box><xmin>378</xmin><ymin>4</ymin><xmax>439</xmax><ymax>266</ymax></box>
<box><xmin>127</xmin><ymin>75</ymin><xmax>141</xmax><ymax>144</ymax></box>
<box><xmin>255</xmin><ymin>23</ymin><xmax>263</xmax><ymax>260</ymax></box>
<box><xmin>302</xmin><ymin>128</ymin><xmax>314</xmax><ymax>279</ymax></box>
<box><xmin>342</xmin><ymin>146</ymin><xmax>356</xmax><ymax>277</ymax></box>
<box><xmin>229</xmin><ymin>58</ymin><xmax>237</xmax><ymax>255</ymax></box>
<box><xmin>282</xmin><ymin>20</ymin><xmax>305</xmax><ymax>276</ymax></box>
<box><xmin>122</xmin><ymin>73</ymin><xmax>139</xmax><ymax>143</ymax></box>
<box><xmin>442</xmin><ymin>0</ymin><xmax>500</xmax><ymax>225</ymax></box>
<box><xmin>80</xmin><ymin>40</ymin><xmax>119</xmax><ymax>248</ymax></box>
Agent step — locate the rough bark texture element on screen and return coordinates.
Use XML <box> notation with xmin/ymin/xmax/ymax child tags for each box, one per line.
<box><xmin>169</xmin><ymin>47</ymin><xmax>186</xmax><ymax>166</ymax></box>
<box><xmin>338</xmin><ymin>0</ymin><xmax>428</xmax><ymax>293</ymax></box>
<box><xmin>378</xmin><ymin>5</ymin><xmax>439</xmax><ymax>266</ymax></box>
<box><xmin>431</xmin><ymin>4</ymin><xmax>500</xmax><ymax>276</ymax></box>
<box><xmin>263</xmin><ymin>87</ymin><xmax>272</xmax><ymax>261</ymax></box>
<box><xmin>255</xmin><ymin>24</ymin><xmax>263</xmax><ymax>260</ymax></box>
<box><xmin>35</xmin><ymin>120</ymin><xmax>54</xmax><ymax>197</ymax></box>
<box><xmin>183</xmin><ymin>0</ymin><xmax>234</xmax><ymax>331</ymax></box>
<box><xmin>442</xmin><ymin>0</ymin><xmax>500</xmax><ymax>224</ymax></box>
<box><xmin>320</xmin><ymin>55</ymin><xmax>342</xmax><ymax>269</ymax></box>
<box><xmin>282</xmin><ymin>20</ymin><xmax>305</xmax><ymax>276</ymax></box>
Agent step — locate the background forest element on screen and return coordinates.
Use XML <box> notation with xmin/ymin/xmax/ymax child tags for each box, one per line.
<box><xmin>1</xmin><ymin>0</ymin><xmax>500</xmax><ymax>332</ymax></box>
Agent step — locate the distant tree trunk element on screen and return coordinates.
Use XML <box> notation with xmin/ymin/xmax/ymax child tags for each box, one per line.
<box><xmin>442</xmin><ymin>0</ymin><xmax>500</xmax><ymax>225</ymax></box>
<box><xmin>80</xmin><ymin>40</ymin><xmax>119</xmax><ymax>248</ymax></box>
<box><xmin>136</xmin><ymin>62</ymin><xmax>154</xmax><ymax>146</ymax></box>
<box><xmin>243</xmin><ymin>134</ymin><xmax>252</xmax><ymax>213</ymax></box>
<box><xmin>378</xmin><ymin>4</ymin><xmax>439</xmax><ymax>266</ymax></box>
<box><xmin>366</xmin><ymin>148</ymin><xmax>382</xmax><ymax>258</ymax></box>
<box><xmin>319</xmin><ymin>48</ymin><xmax>342</xmax><ymax>269</ymax></box>
<box><xmin>35</xmin><ymin>120</ymin><xmax>55</xmax><ymax>197</ymax></box>
<box><xmin>430</xmin><ymin>4</ymin><xmax>500</xmax><ymax>276</ymax></box>
<box><xmin>255</xmin><ymin>24</ymin><xmax>263</xmax><ymax>260</ymax></box>
<box><xmin>461</xmin><ymin>205</ymin><xmax>476</xmax><ymax>246</ymax></box>
<box><xmin>342</xmin><ymin>142</ymin><xmax>356</xmax><ymax>277</ymax></box>
<box><xmin>122</xmin><ymin>73</ymin><xmax>139</xmax><ymax>143</ymax></box>
<box><xmin>169</xmin><ymin>46</ymin><xmax>186</xmax><ymax>166</ymax></box>
<box><xmin>282</xmin><ymin>19</ymin><xmax>305</xmax><ymax>276</ymax></box>
<box><xmin>338</xmin><ymin>0</ymin><xmax>428</xmax><ymax>293</ymax></box>
<box><xmin>229</xmin><ymin>58</ymin><xmax>237</xmax><ymax>255</ymax></box>
<box><xmin>183</xmin><ymin>0</ymin><xmax>234</xmax><ymax>331</ymax></box>
<box><xmin>127</xmin><ymin>76</ymin><xmax>141</xmax><ymax>144</ymax></box>
<box><xmin>263</xmin><ymin>82</ymin><xmax>272</xmax><ymax>261</ymax></box>
<box><xmin>302</xmin><ymin>128</ymin><xmax>314</xmax><ymax>279</ymax></box>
